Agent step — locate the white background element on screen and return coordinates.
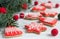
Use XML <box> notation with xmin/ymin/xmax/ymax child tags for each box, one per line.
<box><xmin>0</xmin><ymin>0</ymin><xmax>60</xmax><ymax>39</ymax></box>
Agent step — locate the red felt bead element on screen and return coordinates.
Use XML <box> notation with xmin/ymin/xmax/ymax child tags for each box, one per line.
<box><xmin>51</xmin><ymin>29</ymin><xmax>58</xmax><ymax>36</ymax></box>
<box><xmin>48</xmin><ymin>1</ymin><xmax>51</xmax><ymax>3</ymax></box>
<box><xmin>34</xmin><ymin>1</ymin><xmax>38</xmax><ymax>5</ymax></box>
<box><xmin>13</xmin><ymin>14</ymin><xmax>19</xmax><ymax>21</ymax></box>
<box><xmin>20</xmin><ymin>13</ymin><xmax>24</xmax><ymax>18</ymax></box>
<box><xmin>22</xmin><ymin>3</ymin><xmax>28</xmax><ymax>9</ymax></box>
<box><xmin>0</xmin><ymin>7</ymin><xmax>7</xmax><ymax>14</ymax></box>
<box><xmin>55</xmin><ymin>3</ymin><xmax>59</xmax><ymax>8</ymax></box>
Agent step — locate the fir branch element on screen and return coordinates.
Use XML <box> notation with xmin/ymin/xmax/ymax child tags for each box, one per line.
<box><xmin>0</xmin><ymin>0</ymin><xmax>31</xmax><ymax>28</ymax></box>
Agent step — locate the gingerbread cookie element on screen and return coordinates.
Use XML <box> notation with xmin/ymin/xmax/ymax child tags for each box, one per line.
<box><xmin>4</xmin><ymin>26</ymin><xmax>23</xmax><ymax>37</ymax></box>
<box><xmin>25</xmin><ymin>22</ymin><xmax>47</xmax><ymax>34</ymax></box>
<box><xmin>25</xmin><ymin>13</ymin><xmax>42</xmax><ymax>20</ymax></box>
<box><xmin>31</xmin><ymin>6</ymin><xmax>46</xmax><ymax>12</ymax></box>
<box><xmin>39</xmin><ymin>17</ymin><xmax>57</xmax><ymax>27</ymax></box>
<box><xmin>40</xmin><ymin>11</ymin><xmax>57</xmax><ymax>17</ymax></box>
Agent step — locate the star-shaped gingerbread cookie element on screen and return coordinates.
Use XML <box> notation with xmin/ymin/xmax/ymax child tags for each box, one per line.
<box><xmin>25</xmin><ymin>22</ymin><xmax>47</xmax><ymax>34</ymax></box>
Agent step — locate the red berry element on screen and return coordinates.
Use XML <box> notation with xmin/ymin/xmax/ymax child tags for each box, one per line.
<box><xmin>39</xmin><ymin>17</ymin><xmax>45</xmax><ymax>22</ymax></box>
<box><xmin>40</xmin><ymin>3</ymin><xmax>45</xmax><ymax>6</ymax></box>
<box><xmin>0</xmin><ymin>7</ymin><xmax>7</xmax><ymax>14</ymax></box>
<box><xmin>40</xmin><ymin>27</ymin><xmax>47</xmax><ymax>32</ymax></box>
<box><xmin>48</xmin><ymin>1</ymin><xmax>51</xmax><ymax>3</ymax></box>
<box><xmin>39</xmin><ymin>6</ymin><xmax>46</xmax><ymax>11</ymax></box>
<box><xmin>22</xmin><ymin>3</ymin><xmax>28</xmax><ymax>9</ymax></box>
<box><xmin>55</xmin><ymin>3</ymin><xmax>59</xmax><ymax>8</ymax></box>
<box><xmin>13</xmin><ymin>14</ymin><xmax>19</xmax><ymax>21</ymax></box>
<box><xmin>51</xmin><ymin>29</ymin><xmax>58</xmax><ymax>36</ymax></box>
<box><xmin>20</xmin><ymin>13</ymin><xmax>24</xmax><ymax>18</ymax></box>
<box><xmin>34</xmin><ymin>1</ymin><xmax>38</xmax><ymax>5</ymax></box>
<box><xmin>32</xmin><ymin>7</ymin><xmax>37</xmax><ymax>11</ymax></box>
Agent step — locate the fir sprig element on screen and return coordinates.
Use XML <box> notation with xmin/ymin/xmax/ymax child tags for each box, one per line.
<box><xmin>0</xmin><ymin>0</ymin><xmax>31</xmax><ymax>28</ymax></box>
